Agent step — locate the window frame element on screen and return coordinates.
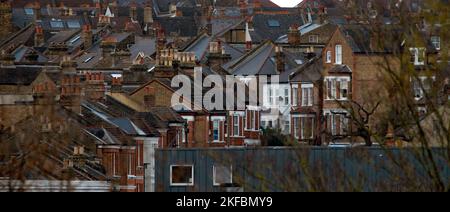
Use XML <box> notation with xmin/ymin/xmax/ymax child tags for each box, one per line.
<box><xmin>213</xmin><ymin>165</ymin><xmax>233</xmax><ymax>186</ymax></box>
<box><xmin>326</xmin><ymin>51</ymin><xmax>332</xmax><ymax>63</ymax></box>
<box><xmin>170</xmin><ymin>165</ymin><xmax>194</xmax><ymax>186</ymax></box>
<box><xmin>301</xmin><ymin>84</ymin><xmax>314</xmax><ymax>106</ymax></box>
<box><xmin>233</xmin><ymin>115</ymin><xmax>240</xmax><ymax>136</ymax></box>
<box><xmin>335</xmin><ymin>45</ymin><xmax>343</xmax><ymax>65</ymax></box>
<box><xmin>213</xmin><ymin>120</ymin><xmax>220</xmax><ymax>142</ymax></box>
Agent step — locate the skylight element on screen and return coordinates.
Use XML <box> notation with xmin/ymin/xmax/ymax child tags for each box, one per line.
<box><xmin>50</xmin><ymin>21</ymin><xmax>64</xmax><ymax>28</ymax></box>
<box><xmin>67</xmin><ymin>20</ymin><xmax>81</xmax><ymax>29</ymax></box>
<box><xmin>24</xmin><ymin>8</ymin><xmax>34</xmax><ymax>15</ymax></box>
<box><xmin>268</xmin><ymin>20</ymin><xmax>280</xmax><ymax>27</ymax></box>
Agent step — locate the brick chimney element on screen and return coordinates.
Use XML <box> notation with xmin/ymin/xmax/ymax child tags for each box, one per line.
<box><xmin>33</xmin><ymin>1</ymin><xmax>41</xmax><ymax>21</ymax></box>
<box><xmin>111</xmin><ymin>76</ymin><xmax>123</xmax><ymax>93</ymax></box>
<box><xmin>34</xmin><ymin>25</ymin><xmax>44</xmax><ymax>47</ymax></box>
<box><xmin>85</xmin><ymin>72</ymin><xmax>106</xmax><ymax>102</ymax></box>
<box><xmin>82</xmin><ymin>24</ymin><xmax>93</xmax><ymax>50</ymax></box>
<box><xmin>207</xmin><ymin>41</ymin><xmax>231</xmax><ymax>70</ymax></box>
<box><xmin>95</xmin><ymin>2</ymin><xmax>102</xmax><ymax>17</ymax></box>
<box><xmin>60</xmin><ymin>61</ymin><xmax>82</xmax><ymax>114</ymax></box>
<box><xmin>60</xmin><ymin>56</ymin><xmax>77</xmax><ymax>73</ymax></box>
<box><xmin>0</xmin><ymin>50</ymin><xmax>15</xmax><ymax>67</ymax></box>
<box><xmin>275</xmin><ymin>46</ymin><xmax>285</xmax><ymax>73</ymax></box>
<box><xmin>144</xmin><ymin>0</ymin><xmax>154</xmax><ymax>25</ymax></box>
<box><xmin>288</xmin><ymin>24</ymin><xmax>301</xmax><ymax>46</ymax></box>
<box><xmin>130</xmin><ymin>0</ymin><xmax>138</xmax><ymax>21</ymax></box>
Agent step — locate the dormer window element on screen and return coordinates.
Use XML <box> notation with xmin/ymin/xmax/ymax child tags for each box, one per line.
<box><xmin>431</xmin><ymin>36</ymin><xmax>440</xmax><ymax>50</ymax></box>
<box><xmin>309</xmin><ymin>35</ymin><xmax>319</xmax><ymax>43</ymax></box>
<box><xmin>410</xmin><ymin>48</ymin><xmax>425</xmax><ymax>65</ymax></box>
<box><xmin>24</xmin><ymin>8</ymin><xmax>34</xmax><ymax>15</ymax></box>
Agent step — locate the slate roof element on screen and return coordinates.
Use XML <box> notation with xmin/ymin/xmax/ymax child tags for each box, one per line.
<box><xmin>250</xmin><ymin>14</ymin><xmax>305</xmax><ymax>42</ymax></box>
<box><xmin>156</xmin><ymin>16</ymin><xmax>199</xmax><ymax>37</ymax></box>
<box><xmin>222</xmin><ymin>40</ymin><xmax>298</xmax><ymax>76</ymax></box>
<box><xmin>329</xmin><ymin>65</ymin><xmax>352</xmax><ymax>73</ymax></box>
<box><xmin>0</xmin><ymin>67</ymin><xmax>42</xmax><ymax>85</ymax></box>
<box><xmin>290</xmin><ymin>56</ymin><xmax>323</xmax><ymax>83</ymax></box>
<box><xmin>181</xmin><ymin>32</ymin><xmax>244</xmax><ymax>63</ymax></box>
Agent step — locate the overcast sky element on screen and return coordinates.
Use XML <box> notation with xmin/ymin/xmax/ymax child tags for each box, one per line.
<box><xmin>271</xmin><ymin>0</ymin><xmax>303</xmax><ymax>7</ymax></box>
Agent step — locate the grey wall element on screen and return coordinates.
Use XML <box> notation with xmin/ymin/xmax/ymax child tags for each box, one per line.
<box><xmin>155</xmin><ymin>147</ymin><xmax>450</xmax><ymax>192</ymax></box>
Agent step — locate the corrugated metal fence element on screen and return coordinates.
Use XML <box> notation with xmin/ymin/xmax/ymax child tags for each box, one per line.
<box><xmin>155</xmin><ymin>147</ymin><xmax>450</xmax><ymax>192</ymax></box>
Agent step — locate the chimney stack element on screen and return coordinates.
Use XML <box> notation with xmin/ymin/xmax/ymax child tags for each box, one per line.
<box><xmin>207</xmin><ymin>41</ymin><xmax>231</xmax><ymax>70</ymax></box>
<box><xmin>33</xmin><ymin>1</ymin><xmax>41</xmax><ymax>21</ymax></box>
<box><xmin>275</xmin><ymin>46</ymin><xmax>285</xmax><ymax>73</ymax></box>
<box><xmin>288</xmin><ymin>24</ymin><xmax>301</xmax><ymax>46</ymax></box>
<box><xmin>82</xmin><ymin>24</ymin><xmax>93</xmax><ymax>50</ymax></box>
<box><xmin>85</xmin><ymin>72</ymin><xmax>106</xmax><ymax>102</ymax></box>
<box><xmin>34</xmin><ymin>25</ymin><xmax>44</xmax><ymax>47</ymax></box>
<box><xmin>144</xmin><ymin>0</ymin><xmax>154</xmax><ymax>26</ymax></box>
<box><xmin>111</xmin><ymin>76</ymin><xmax>123</xmax><ymax>93</ymax></box>
<box><xmin>130</xmin><ymin>0</ymin><xmax>138</xmax><ymax>21</ymax></box>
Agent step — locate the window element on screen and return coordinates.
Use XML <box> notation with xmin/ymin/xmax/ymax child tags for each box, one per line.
<box><xmin>293</xmin><ymin>118</ymin><xmax>299</xmax><ymax>139</ymax></box>
<box><xmin>24</xmin><ymin>8</ymin><xmax>34</xmax><ymax>15</ymax></box>
<box><xmin>335</xmin><ymin>45</ymin><xmax>342</xmax><ymax>65</ymax></box>
<box><xmin>67</xmin><ymin>20</ymin><xmax>81</xmax><ymax>29</ymax></box>
<box><xmin>331</xmin><ymin>115</ymin><xmax>337</xmax><ymax>135</ymax></box>
<box><xmin>410</xmin><ymin>48</ymin><xmax>425</xmax><ymax>65</ymax></box>
<box><xmin>284</xmin><ymin>88</ymin><xmax>289</xmax><ymax>105</ymax></box>
<box><xmin>170</xmin><ymin>165</ymin><xmax>194</xmax><ymax>186</ymax></box>
<box><xmin>233</xmin><ymin>115</ymin><xmax>239</xmax><ymax>136</ymax></box>
<box><xmin>268</xmin><ymin>88</ymin><xmax>273</xmax><ymax>105</ymax></box>
<box><xmin>251</xmin><ymin>111</ymin><xmax>256</xmax><ymax>130</ymax></box>
<box><xmin>50</xmin><ymin>21</ymin><xmax>64</xmax><ymax>28</ymax></box>
<box><xmin>413</xmin><ymin>77</ymin><xmax>433</xmax><ymax>100</ymax></box>
<box><xmin>128</xmin><ymin>154</ymin><xmax>134</xmax><ymax>176</ymax></box>
<box><xmin>340</xmin><ymin>80</ymin><xmax>349</xmax><ymax>100</ymax></box>
<box><xmin>327</xmin><ymin>113</ymin><xmax>348</xmax><ymax>136</ymax></box>
<box><xmin>213</xmin><ymin>165</ymin><xmax>233</xmax><ymax>186</ymax></box>
<box><xmin>284</xmin><ymin>120</ymin><xmax>290</xmax><ymax>134</ymax></box>
<box><xmin>331</xmin><ymin>80</ymin><xmax>337</xmax><ymax>99</ymax></box>
<box><xmin>301</xmin><ymin>84</ymin><xmax>313</xmax><ymax>106</ymax></box>
<box><xmin>309</xmin><ymin>35</ymin><xmax>319</xmax><ymax>43</ymax></box>
<box><xmin>326</xmin><ymin>51</ymin><xmax>332</xmax><ymax>63</ymax></box>
<box><xmin>268</xmin><ymin>20</ymin><xmax>280</xmax><ymax>27</ymax></box>
<box><xmin>431</xmin><ymin>36</ymin><xmax>440</xmax><ymax>50</ymax></box>
<box><xmin>213</xmin><ymin>120</ymin><xmax>220</xmax><ymax>142</ymax></box>
<box><xmin>268</xmin><ymin>121</ymin><xmax>273</xmax><ymax>128</ymax></box>
<box><xmin>261</xmin><ymin>121</ymin><xmax>266</xmax><ymax>128</ymax></box>
<box><xmin>292</xmin><ymin>86</ymin><xmax>298</xmax><ymax>106</ymax></box>
<box><xmin>339</xmin><ymin>115</ymin><xmax>348</xmax><ymax>135</ymax></box>
<box><xmin>300</xmin><ymin>116</ymin><xmax>314</xmax><ymax>139</ymax></box>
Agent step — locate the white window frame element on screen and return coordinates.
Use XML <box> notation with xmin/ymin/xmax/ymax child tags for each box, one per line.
<box><xmin>340</xmin><ymin>80</ymin><xmax>349</xmax><ymax>100</ymax></box>
<box><xmin>213</xmin><ymin>120</ymin><xmax>221</xmax><ymax>142</ymax></box>
<box><xmin>410</xmin><ymin>47</ymin><xmax>425</xmax><ymax>65</ymax></box>
<box><xmin>335</xmin><ymin>45</ymin><xmax>342</xmax><ymax>65</ymax></box>
<box><xmin>170</xmin><ymin>165</ymin><xmax>194</xmax><ymax>186</ymax></box>
<box><xmin>213</xmin><ymin>165</ymin><xmax>233</xmax><ymax>186</ymax></box>
<box><xmin>284</xmin><ymin>88</ymin><xmax>290</xmax><ymax>105</ymax></box>
<box><xmin>300</xmin><ymin>116</ymin><xmax>315</xmax><ymax>140</ymax></box>
<box><xmin>268</xmin><ymin>88</ymin><xmax>273</xmax><ymax>105</ymax></box>
<box><xmin>431</xmin><ymin>36</ymin><xmax>440</xmax><ymax>50</ymax></box>
<box><xmin>292</xmin><ymin>84</ymin><xmax>299</xmax><ymax>106</ymax></box>
<box><xmin>326</xmin><ymin>51</ymin><xmax>332</xmax><ymax>63</ymax></box>
<box><xmin>301</xmin><ymin>84</ymin><xmax>314</xmax><ymax>106</ymax></box>
<box><xmin>233</xmin><ymin>115</ymin><xmax>240</xmax><ymax>136</ymax></box>
<box><xmin>293</xmin><ymin>118</ymin><xmax>299</xmax><ymax>139</ymax></box>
